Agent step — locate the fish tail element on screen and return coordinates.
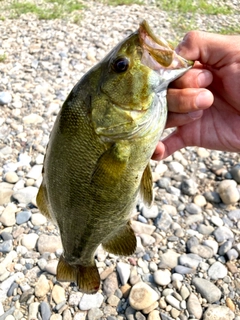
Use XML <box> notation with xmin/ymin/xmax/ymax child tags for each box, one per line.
<box><xmin>57</xmin><ymin>255</ymin><xmax>100</xmax><ymax>294</ymax></box>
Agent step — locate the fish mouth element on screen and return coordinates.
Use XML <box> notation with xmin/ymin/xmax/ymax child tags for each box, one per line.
<box><xmin>139</xmin><ymin>20</ymin><xmax>193</xmax><ymax>71</ymax></box>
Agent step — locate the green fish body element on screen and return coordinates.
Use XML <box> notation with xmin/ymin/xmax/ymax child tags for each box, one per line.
<box><xmin>37</xmin><ymin>20</ymin><xmax>192</xmax><ymax>293</ymax></box>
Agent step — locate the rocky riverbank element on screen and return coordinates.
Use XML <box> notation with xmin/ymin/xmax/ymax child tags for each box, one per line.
<box><xmin>0</xmin><ymin>1</ymin><xmax>240</xmax><ymax>320</ymax></box>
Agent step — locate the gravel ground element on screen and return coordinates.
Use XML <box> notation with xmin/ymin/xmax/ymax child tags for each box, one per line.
<box><xmin>1</xmin><ymin>1</ymin><xmax>240</xmax><ymax>320</ymax></box>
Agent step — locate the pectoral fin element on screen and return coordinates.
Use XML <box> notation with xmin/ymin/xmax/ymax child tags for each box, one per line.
<box><xmin>102</xmin><ymin>221</ymin><xmax>136</xmax><ymax>256</ymax></box>
<box><xmin>140</xmin><ymin>162</ymin><xmax>153</xmax><ymax>207</ymax></box>
<box><xmin>57</xmin><ymin>255</ymin><xmax>100</xmax><ymax>294</ymax></box>
<box><xmin>36</xmin><ymin>183</ymin><xmax>53</xmax><ymax>222</ymax></box>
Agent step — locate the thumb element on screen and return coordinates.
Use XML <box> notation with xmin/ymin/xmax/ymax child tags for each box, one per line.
<box><xmin>176</xmin><ymin>31</ymin><xmax>240</xmax><ymax>66</ymax></box>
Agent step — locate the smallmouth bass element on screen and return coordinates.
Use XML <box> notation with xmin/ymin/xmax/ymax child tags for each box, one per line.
<box><xmin>37</xmin><ymin>20</ymin><xmax>192</xmax><ymax>293</ymax></box>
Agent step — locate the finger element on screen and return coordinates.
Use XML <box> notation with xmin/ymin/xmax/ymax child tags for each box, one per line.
<box><xmin>166</xmin><ymin>110</ymin><xmax>203</xmax><ymax>129</ymax></box>
<box><xmin>176</xmin><ymin>31</ymin><xmax>240</xmax><ymax>65</ymax></box>
<box><xmin>167</xmin><ymin>88</ymin><xmax>213</xmax><ymax>113</ymax></box>
<box><xmin>152</xmin><ymin>131</ymin><xmax>186</xmax><ymax>161</ymax></box>
<box><xmin>170</xmin><ymin>68</ymin><xmax>213</xmax><ymax>89</ymax></box>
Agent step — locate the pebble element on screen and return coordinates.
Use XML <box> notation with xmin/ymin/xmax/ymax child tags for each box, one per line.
<box><xmin>37</xmin><ymin>234</ymin><xmax>62</xmax><ymax>253</ymax></box>
<box><xmin>147</xmin><ymin>310</ymin><xmax>160</xmax><ymax>320</ymax></box>
<box><xmin>187</xmin><ymin>293</ymin><xmax>202</xmax><ymax>319</ymax></box>
<box><xmin>230</xmin><ymin>164</ymin><xmax>240</xmax><ymax>183</ymax></box>
<box><xmin>40</xmin><ymin>301</ymin><xmax>52</xmax><ymax>320</ymax></box>
<box><xmin>218</xmin><ymin>180</ymin><xmax>240</xmax><ymax>204</ymax></box>
<box><xmin>35</xmin><ymin>274</ymin><xmax>50</xmax><ymax>298</ymax></box>
<box><xmin>0</xmin><ymin>203</ymin><xmax>17</xmax><ymax>226</ymax></box>
<box><xmin>192</xmin><ymin>278</ymin><xmax>221</xmax><ymax>303</ymax></box>
<box><xmin>129</xmin><ymin>282</ymin><xmax>159</xmax><ymax>310</ymax></box>
<box><xmin>185</xmin><ymin>203</ymin><xmax>202</xmax><ymax>215</ymax></box>
<box><xmin>28</xmin><ymin>302</ymin><xmax>40</xmax><ymax>320</ymax></box>
<box><xmin>4</xmin><ymin>172</ymin><xmax>19</xmax><ymax>184</ymax></box>
<box><xmin>116</xmin><ymin>262</ymin><xmax>131</xmax><ymax>285</ymax></box>
<box><xmin>26</xmin><ymin>164</ymin><xmax>43</xmax><ymax>180</ymax></box>
<box><xmin>31</xmin><ymin>213</ymin><xmax>47</xmax><ymax>225</ymax></box>
<box><xmin>12</xmin><ymin>186</ymin><xmax>38</xmax><ymax>204</ymax></box>
<box><xmin>0</xmin><ymin>92</ymin><xmax>12</xmax><ymax>105</ymax></box>
<box><xmin>87</xmin><ymin>308</ymin><xmax>103</xmax><ymax>320</ymax></box>
<box><xmin>16</xmin><ymin>210</ymin><xmax>31</xmax><ymax>224</ymax></box>
<box><xmin>214</xmin><ymin>226</ymin><xmax>234</xmax><ymax>243</ymax></box>
<box><xmin>180</xmin><ymin>179</ymin><xmax>198</xmax><ymax>196</ymax></box>
<box><xmin>178</xmin><ymin>254</ymin><xmax>202</xmax><ymax>269</ymax></box>
<box><xmin>103</xmin><ymin>272</ymin><xmax>119</xmax><ymax>297</ymax></box>
<box><xmin>203</xmin><ymin>305</ymin><xmax>235</xmax><ymax>320</ymax></box>
<box><xmin>154</xmin><ymin>269</ymin><xmax>171</xmax><ymax>286</ymax></box>
<box><xmin>142</xmin><ymin>204</ymin><xmax>159</xmax><ymax>219</ymax></box>
<box><xmin>21</xmin><ymin>233</ymin><xmax>39</xmax><ymax>250</ymax></box>
<box><xmin>155</xmin><ymin>211</ymin><xmax>173</xmax><ymax>231</ymax></box>
<box><xmin>79</xmin><ymin>293</ymin><xmax>104</xmax><ymax>311</ymax></box>
<box><xmin>165</xmin><ymin>295</ymin><xmax>181</xmax><ymax>310</ymax></box>
<box><xmin>193</xmin><ymin>195</ymin><xmax>207</xmax><ymax>207</ymax></box>
<box><xmin>52</xmin><ymin>284</ymin><xmax>66</xmax><ymax>304</ymax></box>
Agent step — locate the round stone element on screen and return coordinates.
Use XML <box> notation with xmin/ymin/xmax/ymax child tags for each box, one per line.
<box><xmin>153</xmin><ymin>269</ymin><xmax>171</xmax><ymax>286</ymax></box>
<box><xmin>0</xmin><ymin>92</ymin><xmax>12</xmax><ymax>105</ymax></box>
<box><xmin>79</xmin><ymin>292</ymin><xmax>104</xmax><ymax>311</ymax></box>
<box><xmin>181</xmin><ymin>179</ymin><xmax>198</xmax><ymax>196</ymax></box>
<box><xmin>218</xmin><ymin>180</ymin><xmax>240</xmax><ymax>204</ymax></box>
<box><xmin>203</xmin><ymin>305</ymin><xmax>234</xmax><ymax>320</ymax></box>
<box><xmin>4</xmin><ymin>172</ymin><xmax>19</xmax><ymax>184</ymax></box>
<box><xmin>194</xmin><ymin>195</ymin><xmax>207</xmax><ymax>207</ymax></box>
<box><xmin>187</xmin><ymin>293</ymin><xmax>202</xmax><ymax>319</ymax></box>
<box><xmin>37</xmin><ymin>234</ymin><xmax>62</xmax><ymax>254</ymax></box>
<box><xmin>230</xmin><ymin>164</ymin><xmax>240</xmax><ymax>183</ymax></box>
<box><xmin>208</xmin><ymin>261</ymin><xmax>228</xmax><ymax>280</ymax></box>
<box><xmin>52</xmin><ymin>284</ymin><xmax>66</xmax><ymax>304</ymax></box>
<box><xmin>129</xmin><ymin>282</ymin><xmax>159</xmax><ymax>310</ymax></box>
<box><xmin>192</xmin><ymin>278</ymin><xmax>221</xmax><ymax>303</ymax></box>
<box><xmin>16</xmin><ymin>210</ymin><xmax>32</xmax><ymax>225</ymax></box>
<box><xmin>35</xmin><ymin>274</ymin><xmax>50</xmax><ymax>298</ymax></box>
<box><xmin>21</xmin><ymin>233</ymin><xmax>39</xmax><ymax>250</ymax></box>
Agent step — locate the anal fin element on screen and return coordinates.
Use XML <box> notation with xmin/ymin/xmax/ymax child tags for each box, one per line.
<box><xmin>57</xmin><ymin>255</ymin><xmax>100</xmax><ymax>294</ymax></box>
<box><xmin>140</xmin><ymin>162</ymin><xmax>153</xmax><ymax>207</ymax></box>
<box><xmin>102</xmin><ymin>221</ymin><xmax>136</xmax><ymax>256</ymax></box>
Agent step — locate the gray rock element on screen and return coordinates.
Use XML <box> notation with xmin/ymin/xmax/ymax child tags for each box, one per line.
<box><xmin>157</xmin><ymin>177</ymin><xmax>171</xmax><ymax>189</ymax></box>
<box><xmin>178</xmin><ymin>254</ymin><xmax>202</xmax><ymax>269</ymax></box>
<box><xmin>174</xmin><ymin>265</ymin><xmax>196</xmax><ymax>275</ymax></box>
<box><xmin>192</xmin><ymin>278</ymin><xmax>221</xmax><ymax>303</ymax></box>
<box><xmin>154</xmin><ymin>269</ymin><xmax>171</xmax><ymax>286</ymax></box>
<box><xmin>218</xmin><ymin>240</ymin><xmax>232</xmax><ymax>255</ymax></box>
<box><xmin>0</xmin><ymin>92</ymin><xmax>12</xmax><ymax>105</ymax></box>
<box><xmin>190</xmin><ymin>244</ymin><xmax>213</xmax><ymax>259</ymax></box>
<box><xmin>230</xmin><ymin>164</ymin><xmax>240</xmax><ymax>183</ymax></box>
<box><xmin>185</xmin><ymin>214</ymin><xmax>203</xmax><ymax>225</ymax></box>
<box><xmin>203</xmin><ymin>191</ymin><xmax>221</xmax><ymax>203</ymax></box>
<box><xmin>203</xmin><ymin>239</ymin><xmax>219</xmax><ymax>255</ymax></box>
<box><xmin>40</xmin><ymin>301</ymin><xmax>51</xmax><ymax>320</ymax></box>
<box><xmin>0</xmin><ymin>240</ymin><xmax>13</xmax><ymax>253</ymax></box>
<box><xmin>226</xmin><ymin>248</ymin><xmax>239</xmax><ymax>260</ymax></box>
<box><xmin>185</xmin><ymin>203</ymin><xmax>202</xmax><ymax>215</ymax></box>
<box><xmin>187</xmin><ymin>293</ymin><xmax>202</xmax><ymax>319</ymax></box>
<box><xmin>197</xmin><ymin>224</ymin><xmax>214</xmax><ymax>235</ymax></box>
<box><xmin>26</xmin><ymin>165</ymin><xmax>43</xmax><ymax>180</ymax></box>
<box><xmin>181</xmin><ymin>179</ymin><xmax>198</xmax><ymax>196</ymax></box>
<box><xmin>210</xmin><ymin>216</ymin><xmax>223</xmax><ymax>227</ymax></box>
<box><xmin>186</xmin><ymin>237</ymin><xmax>199</xmax><ymax>251</ymax></box>
<box><xmin>16</xmin><ymin>210</ymin><xmax>32</xmax><ymax>225</ymax></box>
<box><xmin>228</xmin><ymin>209</ymin><xmax>240</xmax><ymax>221</ymax></box>
<box><xmin>155</xmin><ymin>211</ymin><xmax>173</xmax><ymax>231</ymax></box>
<box><xmin>208</xmin><ymin>261</ymin><xmax>228</xmax><ymax>280</ymax></box>
<box><xmin>116</xmin><ymin>262</ymin><xmax>131</xmax><ymax>285</ymax></box>
<box><xmin>203</xmin><ymin>305</ymin><xmax>234</xmax><ymax>320</ymax></box>
<box><xmin>214</xmin><ymin>226</ymin><xmax>234</xmax><ymax>243</ymax></box>
<box><xmin>103</xmin><ymin>272</ymin><xmax>119</xmax><ymax>297</ymax></box>
<box><xmin>168</xmin><ymin>162</ymin><xmax>184</xmax><ymax>174</ymax></box>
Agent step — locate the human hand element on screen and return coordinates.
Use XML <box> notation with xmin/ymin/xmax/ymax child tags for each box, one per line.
<box><xmin>153</xmin><ymin>31</ymin><xmax>240</xmax><ymax>160</ymax></box>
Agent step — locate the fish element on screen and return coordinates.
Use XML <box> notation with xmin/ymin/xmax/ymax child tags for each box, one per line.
<box><xmin>36</xmin><ymin>20</ymin><xmax>192</xmax><ymax>294</ymax></box>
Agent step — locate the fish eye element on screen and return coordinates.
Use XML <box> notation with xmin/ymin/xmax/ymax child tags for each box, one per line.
<box><xmin>112</xmin><ymin>57</ymin><xmax>129</xmax><ymax>73</ymax></box>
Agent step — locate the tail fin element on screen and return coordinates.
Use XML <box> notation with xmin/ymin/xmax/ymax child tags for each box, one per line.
<box><xmin>57</xmin><ymin>255</ymin><xmax>100</xmax><ymax>294</ymax></box>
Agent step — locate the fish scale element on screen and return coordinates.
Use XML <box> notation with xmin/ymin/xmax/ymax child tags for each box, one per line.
<box><xmin>37</xmin><ymin>20</ymin><xmax>192</xmax><ymax>294</ymax></box>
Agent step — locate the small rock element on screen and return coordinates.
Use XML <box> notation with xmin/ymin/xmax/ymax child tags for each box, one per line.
<box><xmin>142</xmin><ymin>205</ymin><xmax>159</xmax><ymax>219</ymax></box>
<box><xmin>226</xmin><ymin>297</ymin><xmax>235</xmax><ymax>312</ymax></box>
<box><xmin>218</xmin><ymin>180</ymin><xmax>240</xmax><ymax>204</ymax></box>
<box><xmin>230</xmin><ymin>164</ymin><xmax>240</xmax><ymax>183</ymax></box>
<box><xmin>210</xmin><ymin>216</ymin><xmax>223</xmax><ymax>227</ymax></box>
<box><xmin>178</xmin><ymin>254</ymin><xmax>202</xmax><ymax>269</ymax></box>
<box><xmin>180</xmin><ymin>285</ymin><xmax>190</xmax><ymax>300</ymax></box>
<box><xmin>23</xmin><ymin>113</ymin><xmax>44</xmax><ymax>124</ymax></box>
<box><xmin>147</xmin><ymin>310</ymin><xmax>160</xmax><ymax>320</ymax></box>
<box><xmin>181</xmin><ymin>179</ymin><xmax>198</xmax><ymax>196</ymax></box>
<box><xmin>187</xmin><ymin>293</ymin><xmax>202</xmax><ymax>319</ymax></box>
<box><xmin>0</xmin><ymin>182</ymin><xmax>14</xmax><ymax>205</ymax></box>
<box><xmin>165</xmin><ymin>295</ymin><xmax>181</xmax><ymax>310</ymax></box>
<box><xmin>4</xmin><ymin>172</ymin><xmax>19</xmax><ymax>184</ymax></box>
<box><xmin>87</xmin><ymin>308</ymin><xmax>103</xmax><ymax>320</ymax></box>
<box><xmin>154</xmin><ymin>269</ymin><xmax>171</xmax><ymax>286</ymax></box>
<box><xmin>168</xmin><ymin>162</ymin><xmax>184</xmax><ymax>174</ymax></box>
<box><xmin>203</xmin><ymin>191</ymin><xmax>221</xmax><ymax>204</ymax></box>
<box><xmin>155</xmin><ymin>211</ymin><xmax>173</xmax><ymax>231</ymax></box>
<box><xmin>131</xmin><ymin>221</ymin><xmax>156</xmax><ymax>235</ymax></box>
<box><xmin>192</xmin><ymin>278</ymin><xmax>221</xmax><ymax>303</ymax></box>
<box><xmin>107</xmin><ymin>295</ymin><xmax>120</xmax><ymax>307</ymax></box>
<box><xmin>203</xmin><ymin>305</ymin><xmax>234</xmax><ymax>320</ymax></box>
<box><xmin>194</xmin><ymin>195</ymin><xmax>207</xmax><ymax>207</ymax></box>
<box><xmin>103</xmin><ymin>272</ymin><xmax>119</xmax><ymax>297</ymax></box>
<box><xmin>29</xmin><ymin>302</ymin><xmax>40</xmax><ymax>320</ymax></box>
<box><xmin>208</xmin><ymin>261</ymin><xmax>228</xmax><ymax>280</ymax></box>
<box><xmin>35</xmin><ymin>274</ymin><xmax>50</xmax><ymax>298</ymax></box>
<box><xmin>0</xmin><ymin>203</ymin><xmax>17</xmax><ymax>226</ymax></box>
<box><xmin>52</xmin><ymin>284</ymin><xmax>66</xmax><ymax>304</ymax></box>
<box><xmin>214</xmin><ymin>226</ymin><xmax>234</xmax><ymax>243</ymax></box>
<box><xmin>226</xmin><ymin>248</ymin><xmax>238</xmax><ymax>260</ymax></box>
<box><xmin>185</xmin><ymin>203</ymin><xmax>202</xmax><ymax>215</ymax></box>
<box><xmin>190</xmin><ymin>244</ymin><xmax>213</xmax><ymax>259</ymax></box>
<box><xmin>40</xmin><ymin>301</ymin><xmax>51</xmax><ymax>320</ymax></box>
<box><xmin>79</xmin><ymin>292</ymin><xmax>104</xmax><ymax>311</ymax></box>
<box><xmin>44</xmin><ymin>260</ymin><xmax>58</xmax><ymax>275</ymax></box>
<box><xmin>218</xmin><ymin>240</ymin><xmax>232</xmax><ymax>255</ymax></box>
<box><xmin>31</xmin><ymin>213</ymin><xmax>47</xmax><ymax>225</ymax></box>
<box><xmin>12</xmin><ymin>186</ymin><xmax>38</xmax><ymax>205</ymax></box>
<box><xmin>0</xmin><ymin>240</ymin><xmax>13</xmax><ymax>253</ymax></box>
<box><xmin>228</xmin><ymin>209</ymin><xmax>240</xmax><ymax>221</ymax></box>
<box><xmin>0</xmin><ymin>92</ymin><xmax>12</xmax><ymax>105</ymax></box>
<box><xmin>116</xmin><ymin>262</ymin><xmax>131</xmax><ymax>285</ymax></box>
<box><xmin>16</xmin><ymin>210</ymin><xmax>32</xmax><ymax>225</ymax></box>
<box><xmin>37</xmin><ymin>234</ymin><xmax>62</xmax><ymax>253</ymax></box>
<box><xmin>21</xmin><ymin>233</ymin><xmax>39</xmax><ymax>250</ymax></box>
<box><xmin>26</xmin><ymin>165</ymin><xmax>43</xmax><ymax>180</ymax></box>
<box><xmin>129</xmin><ymin>282</ymin><xmax>159</xmax><ymax>310</ymax></box>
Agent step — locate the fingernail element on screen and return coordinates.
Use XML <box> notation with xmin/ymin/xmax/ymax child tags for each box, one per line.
<box><xmin>196</xmin><ymin>91</ymin><xmax>212</xmax><ymax>108</ymax></box>
<box><xmin>197</xmin><ymin>70</ymin><xmax>212</xmax><ymax>87</ymax></box>
<box><xmin>188</xmin><ymin>110</ymin><xmax>203</xmax><ymax>119</ymax></box>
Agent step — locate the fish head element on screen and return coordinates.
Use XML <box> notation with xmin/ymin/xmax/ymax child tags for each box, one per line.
<box><xmin>91</xmin><ymin>20</ymin><xmax>193</xmax><ymax>140</ymax></box>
